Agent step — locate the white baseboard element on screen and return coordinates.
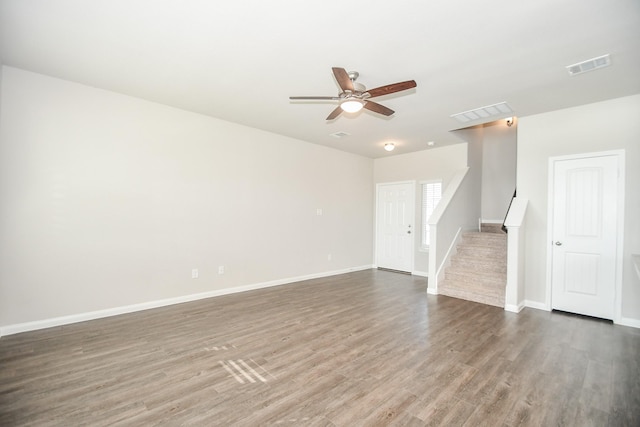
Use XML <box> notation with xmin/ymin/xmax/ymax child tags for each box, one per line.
<box><xmin>524</xmin><ymin>300</ymin><xmax>550</xmax><ymax>311</ymax></box>
<box><xmin>412</xmin><ymin>270</ymin><xmax>428</xmax><ymax>277</ymax></box>
<box><xmin>0</xmin><ymin>264</ymin><xmax>374</xmax><ymax>337</ymax></box>
<box><xmin>521</xmin><ymin>301</ymin><xmax>640</xmax><ymax>329</ymax></box>
<box><xmin>617</xmin><ymin>317</ymin><xmax>640</xmax><ymax>329</ymax></box>
<box><xmin>427</xmin><ymin>288</ymin><xmax>438</xmax><ymax>295</ymax></box>
<box><xmin>504</xmin><ymin>302</ymin><xmax>526</xmax><ymax>313</ymax></box>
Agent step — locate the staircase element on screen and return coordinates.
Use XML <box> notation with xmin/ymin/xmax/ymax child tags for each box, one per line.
<box><xmin>439</xmin><ymin>224</ymin><xmax>507</xmax><ymax>307</ymax></box>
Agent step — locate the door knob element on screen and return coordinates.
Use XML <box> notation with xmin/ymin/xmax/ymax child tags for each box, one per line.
<box><xmin>555</xmin><ymin>241</ymin><xmax>563</xmax><ymax>246</ymax></box>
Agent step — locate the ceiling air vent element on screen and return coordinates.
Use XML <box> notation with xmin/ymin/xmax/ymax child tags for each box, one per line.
<box><xmin>330</xmin><ymin>131</ymin><xmax>350</xmax><ymax>138</ymax></box>
<box><xmin>566</xmin><ymin>54</ymin><xmax>611</xmax><ymax>76</ymax></box>
<box><xmin>450</xmin><ymin>102</ymin><xmax>514</xmax><ymax>124</ymax></box>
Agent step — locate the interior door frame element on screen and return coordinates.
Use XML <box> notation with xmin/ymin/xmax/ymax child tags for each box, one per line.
<box><xmin>545</xmin><ymin>149</ymin><xmax>625</xmax><ymax>323</ymax></box>
<box><xmin>375</xmin><ymin>180</ymin><xmax>416</xmax><ymax>273</ymax></box>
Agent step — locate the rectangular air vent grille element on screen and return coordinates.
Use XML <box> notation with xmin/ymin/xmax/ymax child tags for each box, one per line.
<box><xmin>450</xmin><ymin>102</ymin><xmax>514</xmax><ymax>124</ymax></box>
<box><xmin>566</xmin><ymin>54</ymin><xmax>611</xmax><ymax>76</ymax></box>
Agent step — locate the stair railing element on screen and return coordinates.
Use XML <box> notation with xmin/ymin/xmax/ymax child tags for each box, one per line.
<box><xmin>502</xmin><ymin>188</ymin><xmax>517</xmax><ymax>233</ymax></box>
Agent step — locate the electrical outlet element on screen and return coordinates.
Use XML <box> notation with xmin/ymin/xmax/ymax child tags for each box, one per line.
<box><xmin>218</xmin><ymin>265</ymin><xmax>224</xmax><ymax>275</ymax></box>
<box><xmin>192</xmin><ymin>268</ymin><xmax>199</xmax><ymax>279</ymax></box>
<box><xmin>316</xmin><ymin>208</ymin><xmax>323</xmax><ymax>216</ymax></box>
<box><xmin>327</xmin><ymin>254</ymin><xmax>332</xmax><ymax>261</ymax></box>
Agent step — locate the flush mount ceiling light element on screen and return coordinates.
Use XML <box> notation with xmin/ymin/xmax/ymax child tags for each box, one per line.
<box><xmin>384</xmin><ymin>143</ymin><xmax>395</xmax><ymax>151</ymax></box>
<box><xmin>566</xmin><ymin>54</ymin><xmax>611</xmax><ymax>76</ymax></box>
<box><xmin>340</xmin><ymin>98</ymin><xmax>364</xmax><ymax>113</ymax></box>
<box><xmin>450</xmin><ymin>102</ymin><xmax>514</xmax><ymax>124</ymax></box>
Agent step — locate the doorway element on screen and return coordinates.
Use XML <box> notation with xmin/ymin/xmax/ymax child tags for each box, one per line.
<box><xmin>375</xmin><ymin>181</ymin><xmax>415</xmax><ymax>273</ymax></box>
<box><xmin>548</xmin><ymin>151</ymin><xmax>625</xmax><ymax>320</ymax></box>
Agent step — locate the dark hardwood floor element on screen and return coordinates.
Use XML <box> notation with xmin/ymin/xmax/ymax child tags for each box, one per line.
<box><xmin>1</xmin><ymin>269</ymin><xmax>639</xmax><ymax>426</ymax></box>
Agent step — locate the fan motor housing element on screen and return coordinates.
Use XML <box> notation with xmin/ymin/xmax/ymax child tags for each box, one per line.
<box><xmin>353</xmin><ymin>82</ymin><xmax>366</xmax><ymax>93</ymax></box>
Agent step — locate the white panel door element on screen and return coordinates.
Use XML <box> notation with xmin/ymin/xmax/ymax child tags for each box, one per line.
<box><xmin>376</xmin><ymin>182</ymin><xmax>414</xmax><ymax>272</ymax></box>
<box><xmin>551</xmin><ymin>155</ymin><xmax>619</xmax><ymax>320</ymax></box>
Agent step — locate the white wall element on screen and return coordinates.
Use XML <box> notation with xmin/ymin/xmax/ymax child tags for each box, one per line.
<box><xmin>481</xmin><ymin>121</ymin><xmax>517</xmax><ymax>221</ymax></box>
<box><xmin>518</xmin><ymin>94</ymin><xmax>640</xmax><ymax>324</ymax></box>
<box><xmin>0</xmin><ymin>67</ymin><xmax>374</xmax><ymax>329</ymax></box>
<box><xmin>373</xmin><ymin>144</ymin><xmax>468</xmax><ymax>274</ymax></box>
<box><xmin>448</xmin><ymin>126</ymin><xmax>484</xmax><ymax>233</ymax></box>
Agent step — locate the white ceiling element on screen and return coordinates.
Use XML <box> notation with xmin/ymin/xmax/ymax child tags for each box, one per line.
<box><xmin>1</xmin><ymin>0</ymin><xmax>639</xmax><ymax>158</ymax></box>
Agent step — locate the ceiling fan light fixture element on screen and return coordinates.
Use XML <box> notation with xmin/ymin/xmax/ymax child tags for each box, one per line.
<box><xmin>340</xmin><ymin>99</ymin><xmax>364</xmax><ymax>113</ymax></box>
<box><xmin>290</xmin><ymin>67</ymin><xmax>416</xmax><ymax>120</ymax></box>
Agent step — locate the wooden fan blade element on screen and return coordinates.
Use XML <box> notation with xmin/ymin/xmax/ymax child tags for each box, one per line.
<box><xmin>326</xmin><ymin>106</ymin><xmax>343</xmax><ymax>120</ymax></box>
<box><xmin>366</xmin><ymin>80</ymin><xmax>417</xmax><ymax>98</ymax></box>
<box><xmin>364</xmin><ymin>101</ymin><xmax>394</xmax><ymax>116</ymax></box>
<box><xmin>290</xmin><ymin>96</ymin><xmax>341</xmax><ymax>100</ymax></box>
<box><xmin>332</xmin><ymin>67</ymin><xmax>354</xmax><ymax>92</ymax></box>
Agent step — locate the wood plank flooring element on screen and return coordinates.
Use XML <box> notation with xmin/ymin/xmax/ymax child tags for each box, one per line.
<box><xmin>1</xmin><ymin>269</ymin><xmax>639</xmax><ymax>426</ymax></box>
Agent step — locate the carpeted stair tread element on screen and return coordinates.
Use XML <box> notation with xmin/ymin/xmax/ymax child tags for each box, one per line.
<box><xmin>479</xmin><ymin>223</ymin><xmax>506</xmax><ymax>234</ymax></box>
<box><xmin>460</xmin><ymin>234</ymin><xmax>506</xmax><ymax>245</ymax></box>
<box><xmin>438</xmin><ymin>280</ymin><xmax>505</xmax><ymax>308</ymax></box>
<box><xmin>463</xmin><ymin>230</ymin><xmax>506</xmax><ymax>238</ymax></box>
<box><xmin>445</xmin><ymin>270</ymin><xmax>506</xmax><ymax>284</ymax></box>
<box><xmin>450</xmin><ymin>257</ymin><xmax>507</xmax><ymax>273</ymax></box>
<box><xmin>460</xmin><ymin>235</ymin><xmax>506</xmax><ymax>246</ymax></box>
<box><xmin>455</xmin><ymin>247</ymin><xmax>506</xmax><ymax>261</ymax></box>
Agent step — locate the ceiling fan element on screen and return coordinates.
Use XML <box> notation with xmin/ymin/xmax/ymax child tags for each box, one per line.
<box><xmin>290</xmin><ymin>67</ymin><xmax>417</xmax><ymax>120</ymax></box>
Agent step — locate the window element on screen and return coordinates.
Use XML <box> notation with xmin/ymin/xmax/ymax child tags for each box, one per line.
<box><xmin>421</xmin><ymin>181</ymin><xmax>442</xmax><ymax>249</ymax></box>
